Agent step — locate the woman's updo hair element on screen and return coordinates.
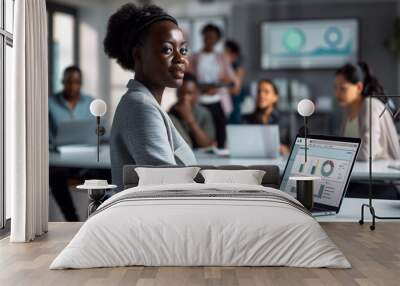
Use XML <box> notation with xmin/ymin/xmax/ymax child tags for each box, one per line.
<box><xmin>103</xmin><ymin>3</ymin><xmax>178</xmax><ymax>71</ymax></box>
<box><xmin>336</xmin><ymin>62</ymin><xmax>385</xmax><ymax>97</ymax></box>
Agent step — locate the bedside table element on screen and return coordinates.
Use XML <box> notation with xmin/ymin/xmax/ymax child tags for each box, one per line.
<box><xmin>77</xmin><ymin>180</ymin><xmax>117</xmax><ymax>216</ymax></box>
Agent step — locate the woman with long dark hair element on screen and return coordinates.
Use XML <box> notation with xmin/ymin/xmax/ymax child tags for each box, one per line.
<box><xmin>242</xmin><ymin>79</ymin><xmax>291</xmax><ymax>155</ymax></box>
<box><xmin>104</xmin><ymin>4</ymin><xmax>196</xmax><ymax>187</ymax></box>
<box><xmin>335</xmin><ymin>62</ymin><xmax>400</xmax><ymax>160</ymax></box>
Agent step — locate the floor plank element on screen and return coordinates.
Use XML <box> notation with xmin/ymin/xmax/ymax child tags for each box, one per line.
<box><xmin>0</xmin><ymin>222</ymin><xmax>399</xmax><ymax>286</ymax></box>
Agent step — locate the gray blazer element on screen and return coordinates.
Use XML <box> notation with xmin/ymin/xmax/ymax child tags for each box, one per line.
<box><xmin>110</xmin><ymin>79</ymin><xmax>197</xmax><ymax>187</ymax></box>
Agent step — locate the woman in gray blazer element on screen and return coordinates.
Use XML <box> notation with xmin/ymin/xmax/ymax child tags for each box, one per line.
<box><xmin>335</xmin><ymin>62</ymin><xmax>400</xmax><ymax>161</ymax></box>
<box><xmin>103</xmin><ymin>4</ymin><xmax>197</xmax><ymax>187</ymax></box>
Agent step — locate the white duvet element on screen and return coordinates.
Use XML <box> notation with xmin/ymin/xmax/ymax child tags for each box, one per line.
<box><xmin>50</xmin><ymin>183</ymin><xmax>350</xmax><ymax>269</ymax></box>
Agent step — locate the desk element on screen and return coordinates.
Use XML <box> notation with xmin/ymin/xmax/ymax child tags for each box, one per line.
<box><xmin>49</xmin><ymin>145</ymin><xmax>400</xmax><ymax>181</ymax></box>
<box><xmin>195</xmin><ymin>152</ymin><xmax>400</xmax><ymax>181</ymax></box>
<box><xmin>49</xmin><ymin>145</ymin><xmax>110</xmax><ymax>169</ymax></box>
<box><xmin>315</xmin><ymin>198</ymin><xmax>400</xmax><ymax>222</ymax></box>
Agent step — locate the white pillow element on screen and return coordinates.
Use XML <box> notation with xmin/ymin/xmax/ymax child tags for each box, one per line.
<box><xmin>135</xmin><ymin>167</ymin><xmax>201</xmax><ymax>186</ymax></box>
<box><xmin>200</xmin><ymin>169</ymin><xmax>266</xmax><ymax>185</ymax></box>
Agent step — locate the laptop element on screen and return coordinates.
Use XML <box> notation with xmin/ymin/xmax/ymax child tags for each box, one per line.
<box><xmin>280</xmin><ymin>135</ymin><xmax>361</xmax><ymax>214</ymax></box>
<box><xmin>227</xmin><ymin>125</ymin><xmax>280</xmax><ymax>158</ymax></box>
<box><xmin>55</xmin><ymin>119</ymin><xmax>99</xmax><ymax>146</ymax></box>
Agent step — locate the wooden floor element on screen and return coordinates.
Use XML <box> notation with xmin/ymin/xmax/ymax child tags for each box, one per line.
<box><xmin>0</xmin><ymin>222</ymin><xmax>399</xmax><ymax>286</ymax></box>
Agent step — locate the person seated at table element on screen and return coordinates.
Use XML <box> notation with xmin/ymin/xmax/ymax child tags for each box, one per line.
<box><xmin>335</xmin><ymin>62</ymin><xmax>400</xmax><ymax>161</ymax></box>
<box><xmin>49</xmin><ymin>66</ymin><xmax>94</xmax><ymax>150</ymax></box>
<box><xmin>169</xmin><ymin>73</ymin><xmax>216</xmax><ymax>149</ymax></box>
<box><xmin>48</xmin><ymin>66</ymin><xmax>94</xmax><ymax>222</ymax></box>
<box><xmin>242</xmin><ymin>79</ymin><xmax>290</xmax><ymax>155</ymax></box>
<box><xmin>104</xmin><ymin>3</ymin><xmax>196</xmax><ymax>187</ymax></box>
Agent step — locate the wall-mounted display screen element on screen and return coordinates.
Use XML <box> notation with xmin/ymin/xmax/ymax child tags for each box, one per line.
<box><xmin>261</xmin><ymin>19</ymin><xmax>359</xmax><ymax>69</ymax></box>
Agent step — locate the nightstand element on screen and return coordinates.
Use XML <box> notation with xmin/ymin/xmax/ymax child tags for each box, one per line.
<box><xmin>77</xmin><ymin>180</ymin><xmax>117</xmax><ymax>217</ymax></box>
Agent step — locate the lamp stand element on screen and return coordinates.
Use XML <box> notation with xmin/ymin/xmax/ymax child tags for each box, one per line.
<box><xmin>359</xmin><ymin>95</ymin><xmax>400</xmax><ymax>230</ymax></box>
<box><xmin>304</xmin><ymin>116</ymin><xmax>308</xmax><ymax>162</ymax></box>
<box><xmin>95</xmin><ymin>116</ymin><xmax>106</xmax><ymax>162</ymax></box>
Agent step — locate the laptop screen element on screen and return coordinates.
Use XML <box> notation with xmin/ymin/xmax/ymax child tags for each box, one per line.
<box><xmin>280</xmin><ymin>135</ymin><xmax>361</xmax><ymax>212</ymax></box>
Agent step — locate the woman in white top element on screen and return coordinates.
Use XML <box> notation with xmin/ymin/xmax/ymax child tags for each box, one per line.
<box><xmin>335</xmin><ymin>62</ymin><xmax>400</xmax><ymax>161</ymax></box>
<box><xmin>189</xmin><ymin>24</ymin><xmax>237</xmax><ymax>148</ymax></box>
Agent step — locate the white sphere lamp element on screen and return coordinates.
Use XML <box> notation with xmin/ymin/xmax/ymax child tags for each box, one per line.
<box><xmin>297</xmin><ymin>99</ymin><xmax>315</xmax><ymax>163</ymax></box>
<box><xmin>90</xmin><ymin>99</ymin><xmax>107</xmax><ymax>162</ymax></box>
<box><xmin>297</xmin><ymin>99</ymin><xmax>315</xmax><ymax>117</ymax></box>
<box><xmin>90</xmin><ymin>99</ymin><xmax>107</xmax><ymax>117</ymax></box>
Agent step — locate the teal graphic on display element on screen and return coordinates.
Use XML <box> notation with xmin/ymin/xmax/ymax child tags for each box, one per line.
<box><xmin>321</xmin><ymin>160</ymin><xmax>335</xmax><ymax>177</ymax></box>
<box><xmin>283</xmin><ymin>28</ymin><xmax>305</xmax><ymax>53</ymax></box>
<box><xmin>261</xmin><ymin>19</ymin><xmax>358</xmax><ymax>69</ymax></box>
<box><xmin>278</xmin><ymin>26</ymin><xmax>352</xmax><ymax>57</ymax></box>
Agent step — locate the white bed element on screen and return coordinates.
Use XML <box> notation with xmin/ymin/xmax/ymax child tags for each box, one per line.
<box><xmin>50</xmin><ymin>183</ymin><xmax>350</xmax><ymax>269</ymax></box>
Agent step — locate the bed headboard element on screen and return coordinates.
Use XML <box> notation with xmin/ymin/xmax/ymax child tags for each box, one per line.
<box><xmin>122</xmin><ymin>165</ymin><xmax>281</xmax><ymax>189</ymax></box>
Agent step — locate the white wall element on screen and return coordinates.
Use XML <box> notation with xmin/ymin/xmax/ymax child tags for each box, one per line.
<box><xmin>79</xmin><ymin>4</ymin><xmax>110</xmax><ymax>101</ymax></box>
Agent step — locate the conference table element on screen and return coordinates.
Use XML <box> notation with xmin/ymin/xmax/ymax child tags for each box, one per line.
<box><xmin>49</xmin><ymin>145</ymin><xmax>400</xmax><ymax>181</ymax></box>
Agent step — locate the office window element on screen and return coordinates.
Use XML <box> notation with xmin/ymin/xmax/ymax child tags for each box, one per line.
<box><xmin>1</xmin><ymin>0</ymin><xmax>14</xmax><ymax>230</ymax></box>
<box><xmin>47</xmin><ymin>3</ymin><xmax>78</xmax><ymax>95</ymax></box>
<box><xmin>5</xmin><ymin>0</ymin><xmax>13</xmax><ymax>33</ymax></box>
<box><xmin>51</xmin><ymin>12</ymin><xmax>75</xmax><ymax>93</ymax></box>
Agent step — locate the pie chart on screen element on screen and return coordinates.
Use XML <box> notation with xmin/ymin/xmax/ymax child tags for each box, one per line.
<box><xmin>321</xmin><ymin>160</ymin><xmax>335</xmax><ymax>177</ymax></box>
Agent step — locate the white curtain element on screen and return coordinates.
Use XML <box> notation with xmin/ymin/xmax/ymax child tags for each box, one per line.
<box><xmin>7</xmin><ymin>0</ymin><xmax>49</xmax><ymax>242</ymax></box>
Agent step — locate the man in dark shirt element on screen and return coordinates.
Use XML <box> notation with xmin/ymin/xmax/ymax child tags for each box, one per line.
<box><xmin>169</xmin><ymin>73</ymin><xmax>216</xmax><ymax>149</ymax></box>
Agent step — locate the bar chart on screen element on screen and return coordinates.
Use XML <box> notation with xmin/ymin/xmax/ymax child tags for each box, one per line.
<box><xmin>294</xmin><ymin>155</ymin><xmax>349</xmax><ymax>180</ymax></box>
